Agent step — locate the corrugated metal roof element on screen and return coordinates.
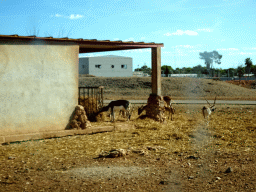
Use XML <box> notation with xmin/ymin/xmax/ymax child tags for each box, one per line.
<box><xmin>0</xmin><ymin>34</ymin><xmax>164</xmax><ymax>53</ymax></box>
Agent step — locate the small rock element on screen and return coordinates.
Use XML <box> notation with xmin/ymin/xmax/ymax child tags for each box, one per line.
<box><xmin>159</xmin><ymin>181</ymin><xmax>169</xmax><ymax>185</ymax></box>
<box><xmin>187</xmin><ymin>155</ymin><xmax>199</xmax><ymax>160</ymax></box>
<box><xmin>187</xmin><ymin>162</ymin><xmax>191</xmax><ymax>166</ymax></box>
<box><xmin>216</xmin><ymin>177</ymin><xmax>221</xmax><ymax>180</ymax></box>
<box><xmin>8</xmin><ymin>156</ymin><xmax>16</xmax><ymax>160</ymax></box>
<box><xmin>147</xmin><ymin>146</ymin><xmax>156</xmax><ymax>151</ymax></box>
<box><xmin>156</xmin><ymin>158</ymin><xmax>160</xmax><ymax>161</ymax></box>
<box><xmin>132</xmin><ymin>149</ymin><xmax>147</xmax><ymax>155</ymax></box>
<box><xmin>225</xmin><ymin>167</ymin><xmax>233</xmax><ymax>173</ymax></box>
<box><xmin>188</xmin><ymin>176</ymin><xmax>194</xmax><ymax>179</ymax></box>
<box><xmin>99</xmin><ymin>149</ymin><xmax>127</xmax><ymax>158</ymax></box>
<box><xmin>215</xmin><ymin>160</ymin><xmax>218</xmax><ymax>163</ymax></box>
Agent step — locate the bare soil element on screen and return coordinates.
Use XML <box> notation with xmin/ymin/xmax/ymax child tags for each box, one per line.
<box><xmin>1</xmin><ymin>77</ymin><xmax>256</xmax><ymax>191</ymax></box>
<box><xmin>226</xmin><ymin>80</ymin><xmax>256</xmax><ymax>89</ymax></box>
<box><xmin>79</xmin><ymin>77</ymin><xmax>256</xmax><ymax>100</ymax></box>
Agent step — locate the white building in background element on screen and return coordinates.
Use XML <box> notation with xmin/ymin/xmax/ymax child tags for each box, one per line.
<box><xmin>170</xmin><ymin>74</ymin><xmax>198</xmax><ymax>77</ymax></box>
<box><xmin>79</xmin><ymin>55</ymin><xmax>133</xmax><ymax>77</ymax></box>
<box><xmin>133</xmin><ymin>71</ymin><xmax>150</xmax><ymax>77</ymax></box>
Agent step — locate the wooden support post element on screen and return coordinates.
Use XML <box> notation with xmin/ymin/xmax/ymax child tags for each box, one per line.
<box><xmin>144</xmin><ymin>47</ymin><xmax>165</xmax><ymax>122</ymax></box>
<box><xmin>151</xmin><ymin>47</ymin><xmax>161</xmax><ymax>96</ymax></box>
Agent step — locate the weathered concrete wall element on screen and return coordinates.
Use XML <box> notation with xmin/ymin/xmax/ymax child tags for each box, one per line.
<box><xmin>0</xmin><ymin>40</ymin><xmax>79</xmax><ymax>140</ymax></box>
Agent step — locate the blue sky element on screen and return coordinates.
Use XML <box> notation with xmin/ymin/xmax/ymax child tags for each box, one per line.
<box><xmin>1</xmin><ymin>0</ymin><xmax>256</xmax><ymax>71</ymax></box>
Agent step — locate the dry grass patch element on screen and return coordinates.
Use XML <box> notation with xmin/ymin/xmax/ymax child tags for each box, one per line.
<box><xmin>2</xmin><ymin>104</ymin><xmax>255</xmax><ymax>161</ymax></box>
<box><xmin>1</xmin><ymin>104</ymin><xmax>256</xmax><ymax>191</ymax></box>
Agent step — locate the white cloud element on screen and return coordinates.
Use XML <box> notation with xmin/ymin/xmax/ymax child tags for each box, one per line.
<box><xmin>166</xmin><ymin>52</ymin><xmax>187</xmax><ymax>56</ymax></box>
<box><xmin>175</xmin><ymin>45</ymin><xmax>194</xmax><ymax>48</ymax></box>
<box><xmin>123</xmin><ymin>37</ymin><xmax>135</xmax><ymax>42</ymax></box>
<box><xmin>53</xmin><ymin>14</ymin><xmax>84</xmax><ymax>19</ymax></box>
<box><xmin>69</xmin><ymin>14</ymin><xmax>83</xmax><ymax>19</ymax></box>
<box><xmin>238</xmin><ymin>52</ymin><xmax>252</xmax><ymax>55</ymax></box>
<box><xmin>55</xmin><ymin>14</ymin><xmax>63</xmax><ymax>18</ymax></box>
<box><xmin>113</xmin><ymin>38</ymin><xmax>120</xmax><ymax>41</ymax></box>
<box><xmin>123</xmin><ymin>49</ymin><xmax>151</xmax><ymax>53</ymax></box>
<box><xmin>197</xmin><ymin>28</ymin><xmax>213</xmax><ymax>32</ymax></box>
<box><xmin>242</xmin><ymin>47</ymin><xmax>256</xmax><ymax>50</ymax></box>
<box><xmin>229</xmin><ymin>48</ymin><xmax>239</xmax><ymax>51</ymax></box>
<box><xmin>217</xmin><ymin>48</ymin><xmax>239</xmax><ymax>51</ymax></box>
<box><xmin>164</xmin><ymin>30</ymin><xmax>198</xmax><ymax>36</ymax></box>
<box><xmin>227</xmin><ymin>51</ymin><xmax>255</xmax><ymax>56</ymax></box>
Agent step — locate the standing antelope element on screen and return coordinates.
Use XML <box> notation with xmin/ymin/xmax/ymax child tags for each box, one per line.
<box><xmin>163</xmin><ymin>96</ymin><xmax>175</xmax><ymax>120</ymax></box>
<box><xmin>100</xmin><ymin>100</ymin><xmax>133</xmax><ymax>122</ymax></box>
<box><xmin>202</xmin><ymin>96</ymin><xmax>217</xmax><ymax>122</ymax></box>
<box><xmin>164</xmin><ymin>106</ymin><xmax>175</xmax><ymax>120</ymax></box>
<box><xmin>138</xmin><ymin>105</ymin><xmax>148</xmax><ymax>115</ymax></box>
<box><xmin>163</xmin><ymin>96</ymin><xmax>172</xmax><ymax>107</ymax></box>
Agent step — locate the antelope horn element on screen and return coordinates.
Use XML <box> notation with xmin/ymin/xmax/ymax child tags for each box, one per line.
<box><xmin>213</xmin><ymin>96</ymin><xmax>217</xmax><ymax>105</ymax></box>
<box><xmin>204</xmin><ymin>97</ymin><xmax>211</xmax><ymax>106</ymax></box>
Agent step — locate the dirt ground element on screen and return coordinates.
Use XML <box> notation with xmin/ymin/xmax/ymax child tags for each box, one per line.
<box><xmin>79</xmin><ymin>77</ymin><xmax>256</xmax><ymax>100</ymax></box>
<box><xmin>1</xmin><ymin>103</ymin><xmax>255</xmax><ymax>191</ymax></box>
<box><xmin>226</xmin><ymin>80</ymin><xmax>256</xmax><ymax>89</ymax></box>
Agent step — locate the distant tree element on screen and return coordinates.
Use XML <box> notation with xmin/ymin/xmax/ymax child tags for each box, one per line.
<box><xmin>199</xmin><ymin>51</ymin><xmax>222</xmax><ymax>76</ymax></box>
<box><xmin>202</xmin><ymin>68</ymin><xmax>209</xmax><ymax>75</ymax></box>
<box><xmin>174</xmin><ymin>67</ymin><xmax>181</xmax><ymax>74</ymax></box>
<box><xmin>191</xmin><ymin>65</ymin><xmax>204</xmax><ymax>74</ymax></box>
<box><xmin>181</xmin><ymin>67</ymin><xmax>187</xmax><ymax>74</ymax></box>
<box><xmin>218</xmin><ymin>68</ymin><xmax>226</xmax><ymax>77</ymax></box>
<box><xmin>185</xmin><ymin>67</ymin><xmax>192</xmax><ymax>74</ymax></box>
<box><xmin>164</xmin><ymin>66</ymin><xmax>169</xmax><ymax>77</ymax></box>
<box><xmin>251</xmin><ymin>65</ymin><xmax>256</xmax><ymax>77</ymax></box>
<box><xmin>237</xmin><ymin>65</ymin><xmax>245</xmax><ymax>83</ymax></box>
<box><xmin>161</xmin><ymin>65</ymin><xmax>173</xmax><ymax>76</ymax></box>
<box><xmin>245</xmin><ymin>58</ymin><xmax>253</xmax><ymax>78</ymax></box>
<box><xmin>134</xmin><ymin>64</ymin><xmax>152</xmax><ymax>75</ymax></box>
<box><xmin>227</xmin><ymin>68</ymin><xmax>236</xmax><ymax>78</ymax></box>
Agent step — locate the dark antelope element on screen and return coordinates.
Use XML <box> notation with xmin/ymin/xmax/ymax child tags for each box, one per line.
<box><xmin>101</xmin><ymin>100</ymin><xmax>133</xmax><ymax>122</ymax></box>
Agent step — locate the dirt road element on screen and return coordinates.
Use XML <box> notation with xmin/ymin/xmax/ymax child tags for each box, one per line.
<box><xmin>104</xmin><ymin>100</ymin><xmax>256</xmax><ymax>105</ymax></box>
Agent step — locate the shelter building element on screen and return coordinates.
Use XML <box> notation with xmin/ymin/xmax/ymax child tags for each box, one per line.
<box><xmin>0</xmin><ymin>34</ymin><xmax>164</xmax><ymax>143</ymax></box>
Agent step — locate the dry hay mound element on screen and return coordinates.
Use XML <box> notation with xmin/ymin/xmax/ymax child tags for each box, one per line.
<box><xmin>89</xmin><ymin>112</ymin><xmax>106</xmax><ymax>122</ymax></box>
<box><xmin>78</xmin><ymin>96</ymin><xmax>105</xmax><ymax>122</ymax></box>
<box><xmin>79</xmin><ymin>97</ymin><xmax>100</xmax><ymax>114</ymax></box>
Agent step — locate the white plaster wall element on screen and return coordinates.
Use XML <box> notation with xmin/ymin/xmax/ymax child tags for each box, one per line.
<box><xmin>0</xmin><ymin>42</ymin><xmax>79</xmax><ymax>136</ymax></box>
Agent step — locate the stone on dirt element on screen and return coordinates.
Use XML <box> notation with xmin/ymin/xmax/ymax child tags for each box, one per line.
<box><xmin>225</xmin><ymin>167</ymin><xmax>233</xmax><ymax>173</ymax></box>
<box><xmin>99</xmin><ymin>149</ymin><xmax>127</xmax><ymax>158</ymax></box>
